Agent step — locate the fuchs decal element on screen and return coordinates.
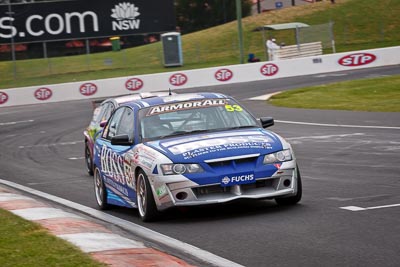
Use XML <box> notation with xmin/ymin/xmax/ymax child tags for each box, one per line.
<box><xmin>221</xmin><ymin>173</ymin><xmax>255</xmax><ymax>187</ymax></box>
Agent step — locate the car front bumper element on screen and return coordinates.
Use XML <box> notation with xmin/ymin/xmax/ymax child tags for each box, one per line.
<box><xmin>153</xmin><ymin>165</ymin><xmax>299</xmax><ymax>211</ymax></box>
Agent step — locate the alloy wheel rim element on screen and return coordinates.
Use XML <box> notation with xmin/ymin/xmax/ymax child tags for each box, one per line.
<box><xmin>85</xmin><ymin>146</ymin><xmax>91</xmax><ymax>170</ymax></box>
<box><xmin>137</xmin><ymin>174</ymin><xmax>147</xmax><ymax>216</ymax></box>
<box><xmin>95</xmin><ymin>172</ymin><xmax>103</xmax><ymax>205</ymax></box>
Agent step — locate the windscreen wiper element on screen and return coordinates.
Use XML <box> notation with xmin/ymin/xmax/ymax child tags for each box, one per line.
<box><xmin>160</xmin><ymin>129</ymin><xmax>211</xmax><ymax>138</ymax></box>
<box><xmin>227</xmin><ymin>125</ymin><xmax>258</xmax><ymax>130</ymax></box>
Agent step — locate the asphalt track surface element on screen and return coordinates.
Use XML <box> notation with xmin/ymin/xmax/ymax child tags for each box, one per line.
<box><xmin>1</xmin><ymin>65</ymin><xmax>399</xmax><ymax>266</ymax></box>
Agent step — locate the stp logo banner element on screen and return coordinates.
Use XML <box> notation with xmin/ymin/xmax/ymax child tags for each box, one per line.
<box><xmin>260</xmin><ymin>63</ymin><xmax>279</xmax><ymax>76</ymax></box>
<box><xmin>0</xmin><ymin>91</ymin><xmax>9</xmax><ymax>105</ymax></box>
<box><xmin>169</xmin><ymin>73</ymin><xmax>188</xmax><ymax>86</ymax></box>
<box><xmin>125</xmin><ymin>78</ymin><xmax>144</xmax><ymax>91</ymax></box>
<box><xmin>338</xmin><ymin>53</ymin><xmax>376</xmax><ymax>67</ymax></box>
<box><xmin>215</xmin><ymin>68</ymin><xmax>233</xmax><ymax>82</ymax></box>
<box><xmin>79</xmin><ymin>83</ymin><xmax>97</xmax><ymax>96</ymax></box>
<box><xmin>34</xmin><ymin>88</ymin><xmax>52</xmax><ymax>101</ymax></box>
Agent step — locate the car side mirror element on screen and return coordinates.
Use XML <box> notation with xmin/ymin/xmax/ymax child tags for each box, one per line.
<box><xmin>260</xmin><ymin>117</ymin><xmax>274</xmax><ymax>128</ymax></box>
<box><xmin>99</xmin><ymin>120</ymin><xmax>107</xmax><ymax>128</ymax></box>
<box><xmin>111</xmin><ymin>134</ymin><xmax>133</xmax><ymax>146</ymax></box>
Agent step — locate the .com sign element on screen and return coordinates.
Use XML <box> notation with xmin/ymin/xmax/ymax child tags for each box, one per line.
<box><xmin>0</xmin><ymin>12</ymin><xmax>98</xmax><ymax>39</ymax></box>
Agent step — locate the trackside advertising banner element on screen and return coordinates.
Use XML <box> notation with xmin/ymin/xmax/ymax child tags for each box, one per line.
<box><xmin>0</xmin><ymin>0</ymin><xmax>175</xmax><ymax>44</ymax></box>
<box><xmin>1</xmin><ymin>46</ymin><xmax>400</xmax><ymax>107</ymax></box>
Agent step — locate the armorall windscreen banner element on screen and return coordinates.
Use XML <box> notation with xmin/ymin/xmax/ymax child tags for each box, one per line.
<box><xmin>0</xmin><ymin>0</ymin><xmax>176</xmax><ymax>43</ymax></box>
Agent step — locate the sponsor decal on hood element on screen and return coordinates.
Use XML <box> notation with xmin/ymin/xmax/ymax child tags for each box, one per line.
<box><xmin>146</xmin><ymin>129</ymin><xmax>283</xmax><ymax>162</ymax></box>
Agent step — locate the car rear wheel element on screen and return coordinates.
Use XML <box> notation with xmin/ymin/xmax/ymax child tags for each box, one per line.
<box><xmin>94</xmin><ymin>167</ymin><xmax>109</xmax><ymax>210</ymax></box>
<box><xmin>85</xmin><ymin>143</ymin><xmax>94</xmax><ymax>176</ymax></box>
<box><xmin>275</xmin><ymin>166</ymin><xmax>302</xmax><ymax>205</ymax></box>
<box><xmin>136</xmin><ymin>170</ymin><xmax>160</xmax><ymax>222</ymax></box>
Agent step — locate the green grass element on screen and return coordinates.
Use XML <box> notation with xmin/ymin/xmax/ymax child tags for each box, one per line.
<box><xmin>269</xmin><ymin>75</ymin><xmax>400</xmax><ymax>112</ymax></box>
<box><xmin>0</xmin><ymin>209</ymin><xmax>105</xmax><ymax>267</ymax></box>
<box><xmin>1</xmin><ymin>0</ymin><xmax>399</xmax><ymax>89</ymax></box>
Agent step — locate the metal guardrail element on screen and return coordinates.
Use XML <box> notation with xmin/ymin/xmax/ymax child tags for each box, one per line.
<box><xmin>277</xmin><ymin>42</ymin><xmax>323</xmax><ymax>60</ymax></box>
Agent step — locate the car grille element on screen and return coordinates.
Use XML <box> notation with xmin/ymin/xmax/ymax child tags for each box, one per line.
<box><xmin>206</xmin><ymin>156</ymin><xmax>258</xmax><ymax>170</ymax></box>
<box><xmin>192</xmin><ymin>178</ymin><xmax>277</xmax><ymax>200</ymax></box>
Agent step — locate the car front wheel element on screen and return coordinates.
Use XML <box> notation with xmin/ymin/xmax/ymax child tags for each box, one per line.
<box><xmin>94</xmin><ymin>167</ymin><xmax>109</xmax><ymax>210</ymax></box>
<box><xmin>136</xmin><ymin>170</ymin><xmax>160</xmax><ymax>222</ymax></box>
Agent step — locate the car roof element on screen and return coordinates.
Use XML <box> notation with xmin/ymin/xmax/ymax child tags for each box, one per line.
<box><xmin>95</xmin><ymin>91</ymin><xmax>176</xmax><ymax>107</ymax></box>
<box><xmin>111</xmin><ymin>94</ymin><xmax>143</xmax><ymax>105</ymax></box>
<box><xmin>114</xmin><ymin>91</ymin><xmax>174</xmax><ymax>105</ymax></box>
<box><xmin>122</xmin><ymin>92</ymin><xmax>230</xmax><ymax>109</ymax></box>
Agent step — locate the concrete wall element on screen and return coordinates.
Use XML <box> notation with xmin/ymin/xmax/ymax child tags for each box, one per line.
<box><xmin>1</xmin><ymin>46</ymin><xmax>399</xmax><ymax>107</ymax></box>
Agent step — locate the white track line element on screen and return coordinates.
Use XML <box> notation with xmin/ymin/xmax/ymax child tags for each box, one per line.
<box><xmin>248</xmin><ymin>92</ymin><xmax>281</xmax><ymax>100</ymax></box>
<box><xmin>286</xmin><ymin>133</ymin><xmax>365</xmax><ymax>141</ymax></box>
<box><xmin>340</xmin><ymin>203</ymin><xmax>400</xmax><ymax>212</ymax></box>
<box><xmin>0</xmin><ymin>119</ymin><xmax>34</xmax><ymax>126</ymax></box>
<box><xmin>19</xmin><ymin>140</ymin><xmax>84</xmax><ymax>149</ymax></box>
<box><xmin>276</xmin><ymin>120</ymin><xmax>400</xmax><ymax>130</ymax></box>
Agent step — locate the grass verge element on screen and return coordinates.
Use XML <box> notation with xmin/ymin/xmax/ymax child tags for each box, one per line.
<box><xmin>269</xmin><ymin>75</ymin><xmax>400</xmax><ymax>112</ymax></box>
<box><xmin>0</xmin><ymin>209</ymin><xmax>105</xmax><ymax>267</ymax></box>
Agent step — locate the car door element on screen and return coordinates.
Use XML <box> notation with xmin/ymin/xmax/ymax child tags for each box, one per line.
<box><xmin>88</xmin><ymin>101</ymin><xmax>115</xmax><ymax>140</ymax></box>
<box><xmin>97</xmin><ymin>106</ymin><xmax>137</xmax><ymax>207</ymax></box>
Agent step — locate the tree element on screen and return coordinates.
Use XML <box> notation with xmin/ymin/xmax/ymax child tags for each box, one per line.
<box><xmin>175</xmin><ymin>0</ymin><xmax>252</xmax><ymax>34</ymax></box>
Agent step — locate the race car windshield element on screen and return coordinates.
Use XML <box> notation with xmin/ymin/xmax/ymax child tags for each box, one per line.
<box><xmin>139</xmin><ymin>98</ymin><xmax>258</xmax><ymax>141</ymax></box>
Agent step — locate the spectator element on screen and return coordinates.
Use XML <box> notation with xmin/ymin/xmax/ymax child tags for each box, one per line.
<box><xmin>266</xmin><ymin>37</ymin><xmax>280</xmax><ymax>61</ymax></box>
<box><xmin>247</xmin><ymin>53</ymin><xmax>260</xmax><ymax>63</ymax></box>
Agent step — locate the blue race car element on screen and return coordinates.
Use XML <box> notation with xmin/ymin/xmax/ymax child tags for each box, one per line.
<box><xmin>93</xmin><ymin>92</ymin><xmax>302</xmax><ymax>221</ymax></box>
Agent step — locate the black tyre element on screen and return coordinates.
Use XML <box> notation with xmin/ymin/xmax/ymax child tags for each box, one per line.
<box><xmin>85</xmin><ymin>143</ymin><xmax>94</xmax><ymax>176</ymax></box>
<box><xmin>136</xmin><ymin>169</ymin><xmax>160</xmax><ymax>222</ymax></box>
<box><xmin>275</xmin><ymin>166</ymin><xmax>302</xmax><ymax>205</ymax></box>
<box><xmin>94</xmin><ymin>167</ymin><xmax>109</xmax><ymax>210</ymax></box>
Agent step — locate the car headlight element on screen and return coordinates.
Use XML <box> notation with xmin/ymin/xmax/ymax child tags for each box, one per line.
<box><xmin>161</xmin><ymin>164</ymin><xmax>204</xmax><ymax>175</ymax></box>
<box><xmin>263</xmin><ymin>149</ymin><xmax>292</xmax><ymax>164</ymax></box>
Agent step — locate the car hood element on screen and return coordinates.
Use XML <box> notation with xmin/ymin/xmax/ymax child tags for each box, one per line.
<box><xmin>145</xmin><ymin>128</ymin><xmax>283</xmax><ymax>162</ymax></box>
